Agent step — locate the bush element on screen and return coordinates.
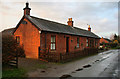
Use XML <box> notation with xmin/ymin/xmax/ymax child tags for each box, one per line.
<box><xmin>110</xmin><ymin>43</ymin><xmax>118</xmax><ymax>48</ymax></box>
<box><xmin>2</xmin><ymin>35</ymin><xmax>25</xmax><ymax>64</ymax></box>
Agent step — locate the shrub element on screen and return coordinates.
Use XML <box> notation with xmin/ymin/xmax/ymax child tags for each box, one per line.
<box><xmin>110</xmin><ymin>43</ymin><xmax>118</xmax><ymax>48</ymax></box>
<box><xmin>2</xmin><ymin>35</ymin><xmax>25</xmax><ymax>64</ymax></box>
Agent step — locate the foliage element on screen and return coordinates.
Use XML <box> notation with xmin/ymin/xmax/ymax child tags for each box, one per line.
<box><xmin>109</xmin><ymin>43</ymin><xmax>118</xmax><ymax>48</ymax></box>
<box><xmin>114</xmin><ymin>46</ymin><xmax>120</xmax><ymax>49</ymax></box>
<box><xmin>36</xmin><ymin>64</ymin><xmax>47</xmax><ymax>69</ymax></box>
<box><xmin>111</xmin><ymin>46</ymin><xmax>120</xmax><ymax>49</ymax></box>
<box><xmin>2</xmin><ymin>68</ymin><xmax>26</xmax><ymax>78</ymax></box>
<box><xmin>2</xmin><ymin>35</ymin><xmax>25</xmax><ymax>64</ymax></box>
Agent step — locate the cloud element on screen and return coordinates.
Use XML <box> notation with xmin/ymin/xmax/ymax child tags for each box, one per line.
<box><xmin>100</xmin><ymin>18</ymin><xmax>108</xmax><ymax>23</ymax></box>
<box><xmin>0</xmin><ymin>2</ymin><xmax>118</xmax><ymax>39</ymax></box>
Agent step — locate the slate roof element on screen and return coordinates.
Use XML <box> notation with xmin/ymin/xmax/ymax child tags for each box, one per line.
<box><xmin>2</xmin><ymin>28</ymin><xmax>15</xmax><ymax>35</ymax></box>
<box><xmin>25</xmin><ymin>15</ymin><xmax>100</xmax><ymax>39</ymax></box>
<box><xmin>104</xmin><ymin>38</ymin><xmax>112</xmax><ymax>42</ymax></box>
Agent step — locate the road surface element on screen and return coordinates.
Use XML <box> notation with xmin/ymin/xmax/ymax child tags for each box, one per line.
<box><xmin>69</xmin><ymin>49</ymin><xmax>119</xmax><ymax>78</ymax></box>
<box><xmin>25</xmin><ymin>49</ymin><xmax>119</xmax><ymax>78</ymax></box>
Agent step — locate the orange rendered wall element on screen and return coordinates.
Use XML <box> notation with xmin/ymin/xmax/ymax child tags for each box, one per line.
<box><xmin>40</xmin><ymin>32</ymin><xmax>100</xmax><ymax>54</ymax></box>
<box><xmin>100</xmin><ymin>38</ymin><xmax>109</xmax><ymax>43</ymax></box>
<box><xmin>14</xmin><ymin>18</ymin><xmax>40</xmax><ymax>58</ymax></box>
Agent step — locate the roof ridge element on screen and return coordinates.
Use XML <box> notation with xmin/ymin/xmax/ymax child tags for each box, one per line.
<box><xmin>73</xmin><ymin>27</ymin><xmax>88</xmax><ymax>31</ymax></box>
<box><xmin>2</xmin><ymin>28</ymin><xmax>15</xmax><ymax>31</ymax></box>
<box><xmin>30</xmin><ymin>16</ymin><xmax>89</xmax><ymax>31</ymax></box>
<box><xmin>27</xmin><ymin>15</ymin><xmax>100</xmax><ymax>38</ymax></box>
<box><xmin>30</xmin><ymin>16</ymin><xmax>74</xmax><ymax>27</ymax></box>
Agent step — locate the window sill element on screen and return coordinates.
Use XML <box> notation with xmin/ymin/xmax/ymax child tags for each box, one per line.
<box><xmin>50</xmin><ymin>50</ymin><xmax>56</xmax><ymax>52</ymax></box>
<box><xmin>76</xmin><ymin>47</ymin><xmax>80</xmax><ymax>49</ymax></box>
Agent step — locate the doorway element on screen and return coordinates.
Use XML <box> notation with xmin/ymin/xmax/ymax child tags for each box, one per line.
<box><xmin>66</xmin><ymin>37</ymin><xmax>69</xmax><ymax>53</ymax></box>
<box><xmin>38</xmin><ymin>46</ymin><xmax>41</xmax><ymax>58</ymax></box>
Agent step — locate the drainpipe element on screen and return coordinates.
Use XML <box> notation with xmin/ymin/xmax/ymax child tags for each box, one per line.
<box><xmin>39</xmin><ymin>31</ymin><xmax>41</xmax><ymax>58</ymax></box>
<box><xmin>45</xmin><ymin>32</ymin><xmax>47</xmax><ymax>53</ymax></box>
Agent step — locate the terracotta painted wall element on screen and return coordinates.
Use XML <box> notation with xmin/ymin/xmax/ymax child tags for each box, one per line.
<box><xmin>100</xmin><ymin>38</ymin><xmax>109</xmax><ymax>43</ymax></box>
<box><xmin>40</xmin><ymin>32</ymin><xmax>100</xmax><ymax>54</ymax></box>
<box><xmin>14</xmin><ymin>18</ymin><xmax>100</xmax><ymax>58</ymax></box>
<box><xmin>14</xmin><ymin>18</ymin><xmax>40</xmax><ymax>58</ymax></box>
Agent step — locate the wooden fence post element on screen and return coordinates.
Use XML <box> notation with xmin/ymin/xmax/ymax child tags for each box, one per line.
<box><xmin>16</xmin><ymin>51</ymin><xmax>18</xmax><ymax>68</ymax></box>
<box><xmin>60</xmin><ymin>53</ymin><xmax>62</xmax><ymax>62</ymax></box>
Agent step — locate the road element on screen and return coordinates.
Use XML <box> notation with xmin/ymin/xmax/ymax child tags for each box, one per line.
<box><xmin>69</xmin><ymin>49</ymin><xmax>119</xmax><ymax>78</ymax></box>
<box><xmin>26</xmin><ymin>49</ymin><xmax>119</xmax><ymax>78</ymax></box>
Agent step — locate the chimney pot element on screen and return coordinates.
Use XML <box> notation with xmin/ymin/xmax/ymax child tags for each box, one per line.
<box><xmin>67</xmin><ymin>18</ymin><xmax>73</xmax><ymax>27</ymax></box>
<box><xmin>23</xmin><ymin>2</ymin><xmax>31</xmax><ymax>16</ymax></box>
<box><xmin>88</xmin><ymin>25</ymin><xmax>91</xmax><ymax>31</ymax></box>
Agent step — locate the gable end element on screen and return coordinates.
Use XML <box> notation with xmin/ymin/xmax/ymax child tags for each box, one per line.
<box><xmin>13</xmin><ymin>15</ymin><xmax>41</xmax><ymax>35</ymax></box>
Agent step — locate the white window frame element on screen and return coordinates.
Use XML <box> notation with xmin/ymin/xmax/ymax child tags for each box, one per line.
<box><xmin>77</xmin><ymin>37</ymin><xmax>79</xmax><ymax>48</ymax></box>
<box><xmin>51</xmin><ymin>36</ymin><xmax>56</xmax><ymax>50</ymax></box>
<box><xmin>86</xmin><ymin>38</ymin><xmax>88</xmax><ymax>47</ymax></box>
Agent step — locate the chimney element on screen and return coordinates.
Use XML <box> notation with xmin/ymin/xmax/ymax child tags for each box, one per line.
<box><xmin>88</xmin><ymin>25</ymin><xmax>91</xmax><ymax>31</ymax></box>
<box><xmin>67</xmin><ymin>18</ymin><xmax>73</xmax><ymax>27</ymax></box>
<box><xmin>23</xmin><ymin>2</ymin><xmax>31</xmax><ymax>16</ymax></box>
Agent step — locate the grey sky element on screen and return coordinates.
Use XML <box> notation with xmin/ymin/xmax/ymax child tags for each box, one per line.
<box><xmin>0</xmin><ymin>0</ymin><xmax>119</xmax><ymax>39</ymax></box>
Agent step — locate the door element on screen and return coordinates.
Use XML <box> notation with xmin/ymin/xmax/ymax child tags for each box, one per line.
<box><xmin>66</xmin><ymin>37</ymin><xmax>69</xmax><ymax>53</ymax></box>
<box><xmin>38</xmin><ymin>46</ymin><xmax>41</xmax><ymax>58</ymax></box>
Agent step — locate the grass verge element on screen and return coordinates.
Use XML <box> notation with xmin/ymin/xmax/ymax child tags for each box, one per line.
<box><xmin>2</xmin><ymin>67</ymin><xmax>26</xmax><ymax>78</ymax></box>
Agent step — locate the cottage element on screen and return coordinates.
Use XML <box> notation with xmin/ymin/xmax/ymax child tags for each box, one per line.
<box><xmin>13</xmin><ymin>2</ymin><xmax>100</xmax><ymax>59</ymax></box>
<box><xmin>100</xmin><ymin>37</ymin><xmax>111</xmax><ymax>44</ymax></box>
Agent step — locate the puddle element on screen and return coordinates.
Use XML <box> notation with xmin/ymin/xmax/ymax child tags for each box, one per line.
<box><xmin>95</xmin><ymin>60</ymin><xmax>99</xmax><ymax>62</ymax></box>
<box><xmin>92</xmin><ymin>62</ymin><xmax>95</xmax><ymax>64</ymax></box>
<box><xmin>41</xmin><ymin>70</ymin><xmax>45</xmax><ymax>73</ymax></box>
<box><xmin>60</xmin><ymin>74</ymin><xmax>72</xmax><ymax>79</ymax></box>
<box><xmin>76</xmin><ymin>68</ymin><xmax>83</xmax><ymax>71</ymax></box>
<box><xmin>71</xmin><ymin>71</ymin><xmax>76</xmax><ymax>73</ymax></box>
<box><xmin>83</xmin><ymin>64</ymin><xmax>91</xmax><ymax>68</ymax></box>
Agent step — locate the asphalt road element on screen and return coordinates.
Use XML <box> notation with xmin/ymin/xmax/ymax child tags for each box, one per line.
<box><xmin>25</xmin><ymin>49</ymin><xmax>119</xmax><ymax>78</ymax></box>
<box><xmin>69</xmin><ymin>49</ymin><xmax>120</xmax><ymax>78</ymax></box>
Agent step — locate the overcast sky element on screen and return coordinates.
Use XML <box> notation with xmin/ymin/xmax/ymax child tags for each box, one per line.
<box><xmin>0</xmin><ymin>0</ymin><xmax>119</xmax><ymax>39</ymax></box>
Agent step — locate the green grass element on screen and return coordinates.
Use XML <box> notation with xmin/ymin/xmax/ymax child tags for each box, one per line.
<box><xmin>35</xmin><ymin>64</ymin><xmax>47</xmax><ymax>69</ymax></box>
<box><xmin>2</xmin><ymin>68</ymin><xmax>26</xmax><ymax>78</ymax></box>
<box><xmin>111</xmin><ymin>46</ymin><xmax>120</xmax><ymax>49</ymax></box>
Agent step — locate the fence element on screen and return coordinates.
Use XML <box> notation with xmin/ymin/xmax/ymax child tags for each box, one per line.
<box><xmin>2</xmin><ymin>51</ymin><xmax>18</xmax><ymax>68</ymax></box>
<box><xmin>9</xmin><ymin>55</ymin><xmax>18</xmax><ymax>68</ymax></box>
<box><xmin>39</xmin><ymin>48</ymin><xmax>98</xmax><ymax>62</ymax></box>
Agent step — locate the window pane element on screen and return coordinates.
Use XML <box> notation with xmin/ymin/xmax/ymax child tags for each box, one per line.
<box><xmin>16</xmin><ymin>36</ymin><xmax>20</xmax><ymax>44</ymax></box>
<box><xmin>53</xmin><ymin>44</ymin><xmax>55</xmax><ymax>49</ymax></box>
<box><xmin>53</xmin><ymin>37</ymin><xmax>55</xmax><ymax>42</ymax></box>
<box><xmin>86</xmin><ymin>39</ymin><xmax>88</xmax><ymax>42</ymax></box>
<box><xmin>51</xmin><ymin>36</ymin><xmax>56</xmax><ymax>42</ymax></box>
<box><xmin>77</xmin><ymin>38</ymin><xmax>79</xmax><ymax>43</ymax></box>
<box><xmin>51</xmin><ymin>44</ymin><xmax>53</xmax><ymax>49</ymax></box>
<box><xmin>51</xmin><ymin>36</ymin><xmax>56</xmax><ymax>50</ymax></box>
<box><xmin>77</xmin><ymin>43</ymin><xmax>79</xmax><ymax>48</ymax></box>
<box><xmin>51</xmin><ymin>37</ymin><xmax>53</xmax><ymax>42</ymax></box>
<box><xmin>86</xmin><ymin>43</ymin><xmax>88</xmax><ymax>47</ymax></box>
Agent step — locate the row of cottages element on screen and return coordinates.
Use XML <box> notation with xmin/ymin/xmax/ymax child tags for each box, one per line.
<box><xmin>100</xmin><ymin>37</ymin><xmax>112</xmax><ymax>44</ymax></box>
<box><xmin>13</xmin><ymin>2</ymin><xmax>100</xmax><ymax>59</ymax></box>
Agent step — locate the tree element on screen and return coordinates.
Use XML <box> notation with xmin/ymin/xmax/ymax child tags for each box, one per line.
<box><xmin>114</xmin><ymin>34</ymin><xmax>117</xmax><ymax>40</ymax></box>
<box><xmin>110</xmin><ymin>33</ymin><xmax>114</xmax><ymax>40</ymax></box>
<box><xmin>2</xmin><ymin>35</ymin><xmax>25</xmax><ymax>64</ymax></box>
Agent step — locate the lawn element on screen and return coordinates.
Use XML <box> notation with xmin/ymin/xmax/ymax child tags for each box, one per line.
<box><xmin>2</xmin><ymin>65</ymin><xmax>26</xmax><ymax>79</ymax></box>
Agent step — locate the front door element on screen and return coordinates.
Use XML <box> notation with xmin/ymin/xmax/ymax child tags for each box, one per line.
<box><xmin>38</xmin><ymin>46</ymin><xmax>41</xmax><ymax>58</ymax></box>
<box><xmin>66</xmin><ymin>37</ymin><xmax>69</xmax><ymax>53</ymax></box>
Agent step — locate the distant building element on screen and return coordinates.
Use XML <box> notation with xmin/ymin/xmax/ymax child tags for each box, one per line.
<box><xmin>2</xmin><ymin>28</ymin><xmax>15</xmax><ymax>35</ymax></box>
<box><xmin>11</xmin><ymin>2</ymin><xmax>100</xmax><ymax>59</ymax></box>
<box><xmin>100</xmin><ymin>37</ymin><xmax>111</xmax><ymax>44</ymax></box>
